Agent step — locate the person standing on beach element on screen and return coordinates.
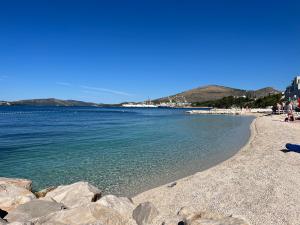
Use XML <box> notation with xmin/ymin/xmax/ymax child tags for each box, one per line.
<box><xmin>285</xmin><ymin>102</ymin><xmax>295</xmax><ymax>122</ymax></box>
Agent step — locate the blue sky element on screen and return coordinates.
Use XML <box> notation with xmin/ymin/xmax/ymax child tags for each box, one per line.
<box><xmin>0</xmin><ymin>0</ymin><xmax>299</xmax><ymax>103</ymax></box>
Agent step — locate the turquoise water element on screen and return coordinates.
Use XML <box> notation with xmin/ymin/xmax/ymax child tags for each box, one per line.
<box><xmin>0</xmin><ymin>106</ymin><xmax>253</xmax><ymax>196</ymax></box>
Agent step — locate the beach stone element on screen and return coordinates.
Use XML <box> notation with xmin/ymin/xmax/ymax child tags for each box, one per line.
<box><xmin>133</xmin><ymin>202</ymin><xmax>159</xmax><ymax>225</ymax></box>
<box><xmin>97</xmin><ymin>195</ymin><xmax>135</xmax><ymax>217</ymax></box>
<box><xmin>0</xmin><ymin>178</ymin><xmax>32</xmax><ymax>191</ymax></box>
<box><xmin>178</xmin><ymin>207</ymin><xmax>248</xmax><ymax>225</ymax></box>
<box><xmin>167</xmin><ymin>182</ymin><xmax>177</xmax><ymax>188</ymax></box>
<box><xmin>33</xmin><ymin>203</ymin><xmax>130</xmax><ymax>225</ymax></box>
<box><xmin>0</xmin><ymin>183</ymin><xmax>36</xmax><ymax>212</ymax></box>
<box><xmin>34</xmin><ymin>186</ymin><xmax>56</xmax><ymax>198</ymax></box>
<box><xmin>4</xmin><ymin>199</ymin><xmax>65</xmax><ymax>222</ymax></box>
<box><xmin>43</xmin><ymin>181</ymin><xmax>101</xmax><ymax>208</ymax></box>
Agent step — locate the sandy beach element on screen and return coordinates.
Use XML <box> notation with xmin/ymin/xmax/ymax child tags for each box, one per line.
<box><xmin>133</xmin><ymin>114</ymin><xmax>300</xmax><ymax>225</ymax></box>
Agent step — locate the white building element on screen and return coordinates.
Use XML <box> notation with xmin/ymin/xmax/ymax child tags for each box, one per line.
<box><xmin>285</xmin><ymin>76</ymin><xmax>300</xmax><ymax>99</ymax></box>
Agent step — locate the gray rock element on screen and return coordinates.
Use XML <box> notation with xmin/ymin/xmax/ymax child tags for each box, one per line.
<box><xmin>43</xmin><ymin>181</ymin><xmax>101</xmax><ymax>208</ymax></box>
<box><xmin>33</xmin><ymin>203</ymin><xmax>131</xmax><ymax>225</ymax></box>
<box><xmin>0</xmin><ymin>178</ymin><xmax>32</xmax><ymax>191</ymax></box>
<box><xmin>4</xmin><ymin>199</ymin><xmax>65</xmax><ymax>222</ymax></box>
<box><xmin>97</xmin><ymin>195</ymin><xmax>135</xmax><ymax>217</ymax></box>
<box><xmin>34</xmin><ymin>187</ymin><xmax>56</xmax><ymax>198</ymax></box>
<box><xmin>167</xmin><ymin>182</ymin><xmax>177</xmax><ymax>188</ymax></box>
<box><xmin>0</xmin><ymin>184</ymin><xmax>36</xmax><ymax>212</ymax></box>
<box><xmin>133</xmin><ymin>202</ymin><xmax>159</xmax><ymax>225</ymax></box>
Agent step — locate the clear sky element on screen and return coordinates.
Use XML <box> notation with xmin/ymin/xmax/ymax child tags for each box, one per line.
<box><xmin>0</xmin><ymin>0</ymin><xmax>299</xmax><ymax>103</ymax></box>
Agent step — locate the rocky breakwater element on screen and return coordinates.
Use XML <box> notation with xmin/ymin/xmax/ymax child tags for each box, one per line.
<box><xmin>0</xmin><ymin>177</ymin><xmax>248</xmax><ymax>225</ymax></box>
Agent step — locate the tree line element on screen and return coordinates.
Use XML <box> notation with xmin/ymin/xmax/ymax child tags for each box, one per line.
<box><xmin>191</xmin><ymin>93</ymin><xmax>282</xmax><ymax>109</ymax></box>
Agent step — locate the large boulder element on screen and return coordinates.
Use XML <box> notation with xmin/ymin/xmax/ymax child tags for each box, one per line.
<box><xmin>0</xmin><ymin>178</ymin><xmax>32</xmax><ymax>191</ymax></box>
<box><xmin>4</xmin><ymin>199</ymin><xmax>65</xmax><ymax>223</ymax></box>
<box><xmin>132</xmin><ymin>202</ymin><xmax>159</xmax><ymax>225</ymax></box>
<box><xmin>43</xmin><ymin>182</ymin><xmax>101</xmax><ymax>208</ymax></box>
<box><xmin>0</xmin><ymin>183</ymin><xmax>36</xmax><ymax>212</ymax></box>
<box><xmin>33</xmin><ymin>203</ymin><xmax>131</xmax><ymax>225</ymax></box>
<box><xmin>97</xmin><ymin>195</ymin><xmax>135</xmax><ymax>217</ymax></box>
<box><xmin>178</xmin><ymin>206</ymin><xmax>248</xmax><ymax>225</ymax></box>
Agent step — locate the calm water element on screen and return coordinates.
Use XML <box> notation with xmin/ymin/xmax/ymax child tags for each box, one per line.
<box><xmin>0</xmin><ymin>106</ymin><xmax>253</xmax><ymax>196</ymax></box>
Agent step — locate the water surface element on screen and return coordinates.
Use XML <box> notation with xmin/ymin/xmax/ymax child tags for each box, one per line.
<box><xmin>0</xmin><ymin>106</ymin><xmax>253</xmax><ymax>196</ymax></box>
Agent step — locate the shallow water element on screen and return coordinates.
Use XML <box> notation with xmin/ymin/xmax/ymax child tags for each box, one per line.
<box><xmin>0</xmin><ymin>106</ymin><xmax>253</xmax><ymax>196</ymax></box>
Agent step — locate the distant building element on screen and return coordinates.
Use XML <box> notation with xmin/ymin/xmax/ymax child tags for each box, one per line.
<box><xmin>285</xmin><ymin>76</ymin><xmax>300</xmax><ymax>100</ymax></box>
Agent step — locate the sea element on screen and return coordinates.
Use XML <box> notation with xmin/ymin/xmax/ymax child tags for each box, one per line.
<box><xmin>0</xmin><ymin>106</ymin><xmax>254</xmax><ymax>196</ymax></box>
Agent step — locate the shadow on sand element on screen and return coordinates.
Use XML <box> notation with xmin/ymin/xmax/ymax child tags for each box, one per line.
<box><xmin>280</xmin><ymin>148</ymin><xmax>300</xmax><ymax>154</ymax></box>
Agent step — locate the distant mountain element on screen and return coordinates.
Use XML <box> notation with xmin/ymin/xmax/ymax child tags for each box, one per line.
<box><xmin>155</xmin><ymin>85</ymin><xmax>280</xmax><ymax>103</ymax></box>
<box><xmin>4</xmin><ymin>98</ymin><xmax>102</xmax><ymax>107</ymax></box>
<box><xmin>245</xmin><ymin>87</ymin><xmax>281</xmax><ymax>99</ymax></box>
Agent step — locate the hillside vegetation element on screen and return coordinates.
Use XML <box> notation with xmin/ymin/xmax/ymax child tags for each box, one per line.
<box><xmin>192</xmin><ymin>93</ymin><xmax>283</xmax><ymax>108</ymax></box>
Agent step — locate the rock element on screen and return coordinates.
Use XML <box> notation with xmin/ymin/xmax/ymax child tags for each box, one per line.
<box><xmin>4</xmin><ymin>199</ymin><xmax>65</xmax><ymax>222</ymax></box>
<box><xmin>0</xmin><ymin>218</ymin><xmax>7</xmax><ymax>225</ymax></box>
<box><xmin>167</xmin><ymin>182</ymin><xmax>177</xmax><ymax>188</ymax></box>
<box><xmin>0</xmin><ymin>183</ymin><xmax>36</xmax><ymax>212</ymax></box>
<box><xmin>0</xmin><ymin>178</ymin><xmax>32</xmax><ymax>191</ymax></box>
<box><xmin>178</xmin><ymin>207</ymin><xmax>248</xmax><ymax>225</ymax></box>
<box><xmin>133</xmin><ymin>202</ymin><xmax>159</xmax><ymax>225</ymax></box>
<box><xmin>33</xmin><ymin>203</ymin><xmax>131</xmax><ymax>225</ymax></box>
<box><xmin>43</xmin><ymin>181</ymin><xmax>101</xmax><ymax>208</ymax></box>
<box><xmin>0</xmin><ymin>209</ymin><xmax>7</xmax><ymax>218</ymax></box>
<box><xmin>97</xmin><ymin>195</ymin><xmax>135</xmax><ymax>217</ymax></box>
<box><xmin>34</xmin><ymin>187</ymin><xmax>56</xmax><ymax>198</ymax></box>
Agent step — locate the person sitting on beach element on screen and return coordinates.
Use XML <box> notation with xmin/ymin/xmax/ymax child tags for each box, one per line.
<box><xmin>285</xmin><ymin>113</ymin><xmax>295</xmax><ymax>122</ymax></box>
<box><xmin>284</xmin><ymin>101</ymin><xmax>295</xmax><ymax>122</ymax></box>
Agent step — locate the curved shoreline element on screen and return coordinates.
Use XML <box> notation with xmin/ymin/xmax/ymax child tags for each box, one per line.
<box><xmin>133</xmin><ymin>114</ymin><xmax>300</xmax><ymax>224</ymax></box>
<box><xmin>134</xmin><ymin>114</ymin><xmax>258</xmax><ymax>194</ymax></box>
<box><xmin>3</xmin><ymin>114</ymin><xmax>300</xmax><ymax>224</ymax></box>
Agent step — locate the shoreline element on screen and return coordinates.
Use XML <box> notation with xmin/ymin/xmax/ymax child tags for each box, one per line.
<box><xmin>133</xmin><ymin>114</ymin><xmax>300</xmax><ymax>224</ymax></box>
<box><xmin>125</xmin><ymin>114</ymin><xmax>256</xmax><ymax>198</ymax></box>
<box><xmin>2</xmin><ymin>114</ymin><xmax>300</xmax><ymax>224</ymax></box>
